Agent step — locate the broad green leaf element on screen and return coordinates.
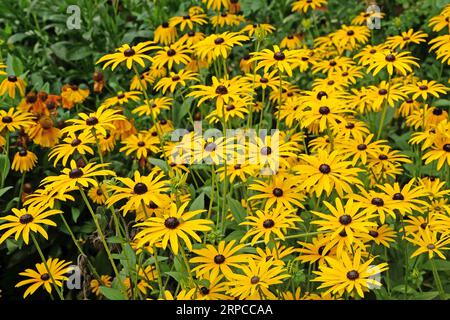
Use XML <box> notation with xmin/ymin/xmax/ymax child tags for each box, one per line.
<box><xmin>99</xmin><ymin>286</ymin><xmax>126</xmax><ymax>300</ymax></box>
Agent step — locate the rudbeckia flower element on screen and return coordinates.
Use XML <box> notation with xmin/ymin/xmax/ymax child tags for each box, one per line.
<box><xmin>96</xmin><ymin>41</ymin><xmax>158</xmax><ymax>70</ymax></box>
<box><xmin>11</xmin><ymin>149</ymin><xmax>38</xmax><ymax>173</ymax></box>
<box><xmin>0</xmin><ymin>75</ymin><xmax>26</xmax><ymax>98</ymax></box>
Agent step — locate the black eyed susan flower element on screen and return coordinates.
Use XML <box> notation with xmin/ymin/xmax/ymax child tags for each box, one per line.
<box><xmin>15</xmin><ymin>258</ymin><xmax>72</xmax><ymax>298</ymax></box>
<box><xmin>0</xmin><ymin>108</ymin><xmax>34</xmax><ymax>132</ymax></box>
<box><xmin>331</xmin><ymin>25</ymin><xmax>370</xmax><ymax>52</ymax></box>
<box><xmin>0</xmin><ymin>207</ymin><xmax>62</xmax><ymax>244</ymax></box>
<box><xmin>26</xmin><ymin>116</ymin><xmax>61</xmax><ymax>148</ymax></box>
<box><xmin>311</xmin><ymin>56</ymin><xmax>355</xmax><ymax>75</ymax></box>
<box><xmin>295</xmin><ymin>150</ymin><xmax>363</xmax><ymax>197</ymax></box>
<box><xmin>23</xmin><ymin>186</ymin><xmax>75</xmax><ymax>210</ymax></box>
<box><xmin>407</xmin><ymin>228</ymin><xmax>450</xmax><ymax>259</ymax></box>
<box><xmin>350</xmin><ymin>187</ymin><xmax>397</xmax><ymax>224</ymax></box>
<box><xmin>376</xmin><ymin>180</ymin><xmax>427</xmax><ymax>215</ymax></box>
<box><xmin>48</xmin><ymin>131</ymin><xmax>95</xmax><ymax>167</ymax></box>
<box><xmin>133</xmin><ymin>97</ymin><xmax>172</xmax><ymax>118</ymax></box>
<box><xmin>201</xmin><ymin>0</ymin><xmax>230</xmax><ymax>11</ymax></box>
<box><xmin>385</xmin><ymin>29</ymin><xmax>428</xmax><ymax>50</ymax></box>
<box><xmin>210</xmin><ymin>12</ymin><xmax>243</xmax><ymax>28</ymax></box>
<box><xmin>291</xmin><ymin>0</ymin><xmax>327</xmax><ymax>13</ymax></box>
<box><xmin>367</xmin><ymin>49</ymin><xmax>419</xmax><ymax>76</ymax></box>
<box><xmin>254</xmin><ymin>244</ymin><xmax>296</xmax><ymax>266</ymax></box>
<box><xmin>297</xmin><ymin>235</ymin><xmax>337</xmax><ymax>267</ymax></box>
<box><xmin>196</xmin><ymin>274</ymin><xmax>231</xmax><ymax>300</ymax></box>
<box><xmin>429</xmin><ymin>10</ymin><xmax>450</xmax><ymax>32</ymax></box>
<box><xmin>312</xmin><ymin>198</ymin><xmax>376</xmax><ymax>243</ymax></box>
<box><xmin>405</xmin><ymin>80</ymin><xmax>449</xmax><ymax>101</ymax></box>
<box><xmin>351</xmin><ymin>9</ymin><xmax>385</xmax><ymax>26</ymax></box>
<box><xmin>96</xmin><ymin>41</ymin><xmax>158</xmax><ymax>70</ymax></box>
<box><xmin>250</xmin><ymin>45</ymin><xmax>301</xmax><ymax>77</ymax></box>
<box><xmin>190</xmin><ymin>240</ymin><xmax>251</xmax><ymax>280</ymax></box>
<box><xmin>154</xmin><ymin>69</ymin><xmax>199</xmax><ymax>94</ymax></box>
<box><xmin>61</xmin><ymin>84</ymin><xmax>90</xmax><ymax>109</ymax></box>
<box><xmin>101</xmin><ymin>91</ymin><xmax>141</xmax><ymax>108</ymax></box>
<box><xmin>248</xmin><ymin>175</ymin><xmax>305</xmax><ymax>211</ymax></box>
<box><xmin>226</xmin><ymin>258</ymin><xmax>290</xmax><ymax>300</ymax></box>
<box><xmin>280</xmin><ymin>34</ymin><xmax>303</xmax><ymax>49</ymax></box>
<box><xmin>423</xmin><ymin>136</ymin><xmax>450</xmax><ymax>170</ymax></box>
<box><xmin>61</xmin><ymin>104</ymin><xmax>126</xmax><ymax>138</ymax></box>
<box><xmin>154</xmin><ymin>22</ymin><xmax>178</xmax><ymax>45</ymax></box>
<box><xmin>313</xmin><ymin>250</ymin><xmax>388</xmax><ymax>298</ymax></box>
<box><xmin>241</xmin><ymin>23</ymin><xmax>276</xmax><ymax>37</ymax></box>
<box><xmin>152</xmin><ymin>41</ymin><xmax>192</xmax><ymax>70</ymax></box>
<box><xmin>133</xmin><ymin>202</ymin><xmax>213</xmax><ymax>254</ymax></box>
<box><xmin>338</xmin><ymin>134</ymin><xmax>385</xmax><ymax>165</ymax></box>
<box><xmin>11</xmin><ymin>149</ymin><xmax>38</xmax><ymax>173</ymax></box>
<box><xmin>240</xmin><ymin>207</ymin><xmax>301</xmax><ymax>245</ymax></box>
<box><xmin>178</xmin><ymin>31</ymin><xmax>206</xmax><ymax>46</ymax></box>
<box><xmin>0</xmin><ymin>75</ymin><xmax>26</xmax><ymax>98</ymax></box>
<box><xmin>90</xmin><ymin>275</ymin><xmax>112</xmax><ymax>297</ymax></box>
<box><xmin>41</xmin><ymin>160</ymin><xmax>115</xmax><ymax>195</ymax></box>
<box><xmin>205</xmin><ymin>98</ymin><xmax>250</xmax><ymax>123</ymax></box>
<box><xmin>193</xmin><ymin>32</ymin><xmax>249</xmax><ymax>63</ymax></box>
<box><xmin>364</xmin><ymin>224</ymin><xmax>397</xmax><ymax>247</ymax></box>
<box><xmin>216</xmin><ymin>161</ymin><xmax>256</xmax><ymax>183</ymax></box>
<box><xmin>119</xmin><ymin>132</ymin><xmax>160</xmax><ymax>160</ymax></box>
<box><xmin>169</xmin><ymin>12</ymin><xmax>207</xmax><ymax>31</ymax></box>
<box><xmin>106</xmin><ymin>170</ymin><xmax>170</xmax><ymax>216</ymax></box>
<box><xmin>88</xmin><ymin>183</ymin><xmax>108</xmax><ymax>205</ymax></box>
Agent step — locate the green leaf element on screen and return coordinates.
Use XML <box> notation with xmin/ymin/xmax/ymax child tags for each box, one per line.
<box><xmin>189</xmin><ymin>192</ymin><xmax>205</xmax><ymax>211</ymax></box>
<box><xmin>412</xmin><ymin>291</ymin><xmax>439</xmax><ymax>300</ymax></box>
<box><xmin>0</xmin><ymin>186</ymin><xmax>13</xmax><ymax>198</ymax></box>
<box><xmin>0</xmin><ymin>154</ymin><xmax>11</xmax><ymax>187</ymax></box>
<box><xmin>148</xmin><ymin>158</ymin><xmax>169</xmax><ymax>172</ymax></box>
<box><xmin>423</xmin><ymin>260</ymin><xmax>450</xmax><ymax>271</ymax></box>
<box><xmin>99</xmin><ymin>286</ymin><xmax>126</xmax><ymax>300</ymax></box>
<box><xmin>6</xmin><ymin>54</ymin><xmax>24</xmax><ymax>76</ymax></box>
<box><xmin>226</xmin><ymin>195</ymin><xmax>245</xmax><ymax>224</ymax></box>
<box><xmin>71</xmin><ymin>207</ymin><xmax>81</xmax><ymax>223</ymax></box>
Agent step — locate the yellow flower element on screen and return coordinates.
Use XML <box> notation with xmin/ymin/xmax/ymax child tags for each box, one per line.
<box><xmin>408</xmin><ymin>228</ymin><xmax>450</xmax><ymax>259</ymax></box>
<box><xmin>367</xmin><ymin>49</ymin><xmax>419</xmax><ymax>76</ymax></box>
<box><xmin>0</xmin><ymin>75</ymin><xmax>26</xmax><ymax>98</ymax></box>
<box><xmin>11</xmin><ymin>149</ymin><xmax>38</xmax><ymax>173</ymax></box>
<box><xmin>250</xmin><ymin>45</ymin><xmax>301</xmax><ymax>77</ymax></box>
<box><xmin>96</xmin><ymin>41</ymin><xmax>157</xmax><ymax>70</ymax></box>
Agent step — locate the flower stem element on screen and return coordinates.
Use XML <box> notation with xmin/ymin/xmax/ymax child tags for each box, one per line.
<box><xmin>152</xmin><ymin>245</ymin><xmax>165</xmax><ymax>299</ymax></box>
<box><xmin>430</xmin><ymin>259</ymin><xmax>446</xmax><ymax>299</ymax></box>
<box><xmin>376</xmin><ymin>74</ymin><xmax>392</xmax><ymax>140</ymax></box>
<box><xmin>31</xmin><ymin>233</ymin><xmax>65</xmax><ymax>300</ymax></box>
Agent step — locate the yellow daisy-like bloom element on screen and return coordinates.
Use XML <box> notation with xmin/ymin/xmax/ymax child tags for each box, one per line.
<box><xmin>48</xmin><ymin>131</ymin><xmax>95</xmax><ymax>167</ymax></box>
<box><xmin>313</xmin><ymin>250</ymin><xmax>388</xmax><ymax>298</ymax></box>
<box><xmin>41</xmin><ymin>160</ymin><xmax>115</xmax><ymax>195</ymax></box>
<box><xmin>90</xmin><ymin>275</ymin><xmax>112</xmax><ymax>297</ymax></box>
<box><xmin>11</xmin><ymin>149</ymin><xmax>38</xmax><ymax>173</ymax></box>
<box><xmin>88</xmin><ymin>183</ymin><xmax>108</xmax><ymax>205</ymax></box>
<box><xmin>154</xmin><ymin>69</ymin><xmax>199</xmax><ymax>94</ymax></box>
<box><xmin>376</xmin><ymin>179</ymin><xmax>427</xmax><ymax>215</ymax></box>
<box><xmin>291</xmin><ymin>0</ymin><xmax>327</xmax><ymax>13</ymax></box>
<box><xmin>190</xmin><ymin>240</ymin><xmax>251</xmax><ymax>280</ymax></box>
<box><xmin>240</xmin><ymin>207</ymin><xmax>301</xmax><ymax>245</ymax></box>
<box><xmin>23</xmin><ymin>186</ymin><xmax>75</xmax><ymax>210</ymax></box>
<box><xmin>16</xmin><ymin>258</ymin><xmax>72</xmax><ymax>298</ymax></box>
<box><xmin>338</xmin><ymin>134</ymin><xmax>384</xmax><ymax>165</ymax></box>
<box><xmin>96</xmin><ymin>41</ymin><xmax>157</xmax><ymax>70</ymax></box>
<box><xmin>134</xmin><ymin>202</ymin><xmax>213</xmax><ymax>254</ymax></box>
<box><xmin>154</xmin><ymin>22</ymin><xmax>178</xmax><ymax>45</ymax></box>
<box><xmin>0</xmin><ymin>75</ymin><xmax>26</xmax><ymax>98</ymax></box>
<box><xmin>312</xmin><ymin>198</ymin><xmax>376</xmax><ymax>243</ymax></box>
<box><xmin>178</xmin><ymin>31</ymin><xmax>206</xmax><ymax>47</ymax></box>
<box><xmin>250</xmin><ymin>45</ymin><xmax>301</xmax><ymax>77</ymax></box>
<box><xmin>119</xmin><ymin>132</ymin><xmax>160</xmax><ymax>159</ymax></box>
<box><xmin>216</xmin><ymin>162</ymin><xmax>256</xmax><ymax>183</ymax></box>
<box><xmin>0</xmin><ymin>206</ymin><xmax>62</xmax><ymax>244</ymax></box>
<box><xmin>407</xmin><ymin>228</ymin><xmax>450</xmax><ymax>259</ymax></box>
<box><xmin>101</xmin><ymin>91</ymin><xmax>141</xmax><ymax>108</ymax></box>
<box><xmin>241</xmin><ymin>23</ymin><xmax>276</xmax><ymax>37</ymax></box>
<box><xmin>133</xmin><ymin>97</ymin><xmax>172</xmax><ymax>118</ymax></box>
<box><xmin>193</xmin><ymin>32</ymin><xmax>249</xmax><ymax>63</ymax></box>
<box><xmin>295</xmin><ymin>149</ymin><xmax>363</xmax><ymax>197</ymax></box>
<box><xmin>196</xmin><ymin>273</ymin><xmax>232</xmax><ymax>300</ymax></box>
<box><xmin>385</xmin><ymin>29</ymin><xmax>428</xmax><ymax>50</ymax></box>
<box><xmin>226</xmin><ymin>258</ymin><xmax>290</xmax><ymax>300</ymax></box>
<box><xmin>364</xmin><ymin>224</ymin><xmax>397</xmax><ymax>248</ymax></box>
<box><xmin>61</xmin><ymin>84</ymin><xmax>90</xmax><ymax>109</ymax></box>
<box><xmin>210</xmin><ymin>12</ymin><xmax>243</xmax><ymax>28</ymax></box>
<box><xmin>280</xmin><ymin>34</ymin><xmax>303</xmax><ymax>49</ymax></box>
<box><xmin>62</xmin><ymin>105</ymin><xmax>126</xmax><ymax>137</ymax></box>
<box><xmin>350</xmin><ymin>187</ymin><xmax>397</xmax><ymax>224</ymax></box>
<box><xmin>0</xmin><ymin>108</ymin><xmax>34</xmax><ymax>132</ymax></box>
<box><xmin>405</xmin><ymin>80</ymin><xmax>449</xmax><ymax>101</ymax></box>
<box><xmin>367</xmin><ymin>49</ymin><xmax>419</xmax><ymax>76</ymax></box>
<box><xmin>297</xmin><ymin>235</ymin><xmax>336</xmax><ymax>267</ymax></box>
<box><xmin>106</xmin><ymin>170</ymin><xmax>170</xmax><ymax>216</ymax></box>
<box><xmin>152</xmin><ymin>41</ymin><xmax>192</xmax><ymax>70</ymax></box>
<box><xmin>423</xmin><ymin>136</ymin><xmax>450</xmax><ymax>170</ymax></box>
<box><xmin>26</xmin><ymin>116</ymin><xmax>61</xmax><ymax>148</ymax></box>
<box><xmin>188</xmin><ymin>76</ymin><xmax>252</xmax><ymax>112</ymax></box>
<box><xmin>248</xmin><ymin>175</ymin><xmax>305</xmax><ymax>211</ymax></box>
<box><xmin>205</xmin><ymin>98</ymin><xmax>250</xmax><ymax>123</ymax></box>
<box><xmin>429</xmin><ymin>11</ymin><xmax>450</xmax><ymax>32</ymax></box>
<box><xmin>169</xmin><ymin>12</ymin><xmax>207</xmax><ymax>31</ymax></box>
<box><xmin>331</xmin><ymin>25</ymin><xmax>370</xmax><ymax>52</ymax></box>
<box><xmin>201</xmin><ymin>0</ymin><xmax>230</xmax><ymax>11</ymax></box>
<box><xmin>351</xmin><ymin>10</ymin><xmax>385</xmax><ymax>26</ymax></box>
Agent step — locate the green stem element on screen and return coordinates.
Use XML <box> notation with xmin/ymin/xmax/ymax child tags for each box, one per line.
<box><xmin>430</xmin><ymin>259</ymin><xmax>446</xmax><ymax>300</ymax></box>
<box><xmin>152</xmin><ymin>245</ymin><xmax>165</xmax><ymax>299</ymax></box>
<box><xmin>376</xmin><ymin>74</ymin><xmax>392</xmax><ymax>140</ymax></box>
<box><xmin>17</xmin><ymin>171</ymin><xmax>26</xmax><ymax>207</ymax></box>
<box><xmin>31</xmin><ymin>233</ymin><xmax>65</xmax><ymax>300</ymax></box>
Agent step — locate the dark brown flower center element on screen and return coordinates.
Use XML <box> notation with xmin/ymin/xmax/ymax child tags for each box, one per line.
<box><xmin>393</xmin><ymin>192</ymin><xmax>404</xmax><ymax>200</ymax></box>
<box><xmin>250</xmin><ymin>276</ymin><xmax>260</xmax><ymax>284</ymax></box>
<box><xmin>215</xmin><ymin>85</ymin><xmax>228</xmax><ymax>95</ymax></box>
<box><xmin>149</xmin><ymin>201</ymin><xmax>159</xmax><ymax>209</ymax></box>
<box><xmin>71</xmin><ymin>138</ymin><xmax>82</xmax><ymax>147</ymax></box>
<box><xmin>167</xmin><ymin>49</ymin><xmax>176</xmax><ymax>57</ymax></box>
<box><xmin>433</xmin><ymin>107</ymin><xmax>443</xmax><ymax>116</ymax></box>
<box><xmin>7</xmin><ymin>75</ymin><xmax>17</xmax><ymax>82</ymax></box>
<box><xmin>260</xmin><ymin>77</ymin><xmax>269</xmax><ymax>84</ymax></box>
<box><xmin>19</xmin><ymin>214</ymin><xmax>34</xmax><ymax>224</ymax></box>
<box><xmin>260</xmin><ymin>146</ymin><xmax>272</xmax><ymax>155</ymax></box>
<box><xmin>369</xmin><ymin>49</ymin><xmax>376</xmax><ymax>54</ymax></box>
<box><xmin>164</xmin><ymin>217</ymin><xmax>180</xmax><ymax>229</ymax></box>
<box><xmin>443</xmin><ymin>144</ymin><xmax>450</xmax><ymax>152</ymax></box>
<box><xmin>133</xmin><ymin>183</ymin><xmax>148</xmax><ymax>194</ymax></box>
<box><xmin>385</xmin><ymin>53</ymin><xmax>396</xmax><ymax>62</ymax></box>
<box><xmin>339</xmin><ymin>214</ymin><xmax>352</xmax><ymax>225</ymax></box>
<box><xmin>273</xmin><ymin>52</ymin><xmax>286</xmax><ymax>61</ymax></box>
<box><xmin>214</xmin><ymin>254</ymin><xmax>226</xmax><ymax>264</ymax></box>
<box><xmin>137</xmin><ymin>141</ymin><xmax>145</xmax><ymax>147</ymax></box>
<box><xmin>69</xmin><ymin>168</ymin><xmax>83</xmax><ymax>179</ymax></box>
<box><xmin>316</xmin><ymin>91</ymin><xmax>328</xmax><ymax>100</ymax></box>
<box><xmin>162</xmin><ymin>22</ymin><xmax>169</xmax><ymax>28</ymax></box>
<box><xmin>200</xmin><ymin>287</ymin><xmax>209</xmax><ymax>295</ymax></box>
<box><xmin>172</xmin><ymin>75</ymin><xmax>181</xmax><ymax>81</ymax></box>
<box><xmin>272</xmin><ymin>188</ymin><xmax>283</xmax><ymax>197</ymax></box>
<box><xmin>357</xmin><ymin>144</ymin><xmax>367</xmax><ymax>151</ymax></box>
<box><xmin>214</xmin><ymin>37</ymin><xmax>225</xmax><ymax>45</ymax></box>
<box><xmin>371</xmin><ymin>197</ymin><xmax>384</xmax><ymax>206</ymax></box>
<box><xmin>226</xmin><ymin>104</ymin><xmax>235</xmax><ymax>111</ymax></box>
<box><xmin>117</xmin><ymin>93</ymin><xmax>125</xmax><ymax>99</ymax></box>
<box><xmin>2</xmin><ymin>116</ymin><xmax>12</xmax><ymax>123</ymax></box>
<box><xmin>263</xmin><ymin>219</ymin><xmax>275</xmax><ymax>228</ymax></box>
<box><xmin>319</xmin><ymin>164</ymin><xmax>331</xmax><ymax>174</ymax></box>
<box><xmin>204</xmin><ymin>142</ymin><xmax>217</xmax><ymax>152</ymax></box>
<box><xmin>419</xmin><ymin>85</ymin><xmax>428</xmax><ymax>91</ymax></box>
<box><xmin>369</xmin><ymin>230</ymin><xmax>379</xmax><ymax>238</ymax></box>
<box><xmin>346</xmin><ymin>270</ymin><xmax>359</xmax><ymax>280</ymax></box>
<box><xmin>319</xmin><ymin>106</ymin><xmax>330</xmax><ymax>115</ymax></box>
<box><xmin>19</xmin><ymin>150</ymin><xmax>28</xmax><ymax>157</ymax></box>
<box><xmin>40</xmin><ymin>273</ymin><xmax>50</xmax><ymax>281</ymax></box>
<box><xmin>86</xmin><ymin>117</ymin><xmax>99</xmax><ymax>126</ymax></box>
<box><xmin>427</xmin><ymin>244</ymin><xmax>436</xmax><ymax>250</ymax></box>
<box><xmin>347</xmin><ymin>30</ymin><xmax>355</xmax><ymax>36</ymax></box>
<box><xmin>124</xmin><ymin>48</ymin><xmax>135</xmax><ymax>57</ymax></box>
<box><xmin>378</xmin><ymin>89</ymin><xmax>388</xmax><ymax>95</ymax></box>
